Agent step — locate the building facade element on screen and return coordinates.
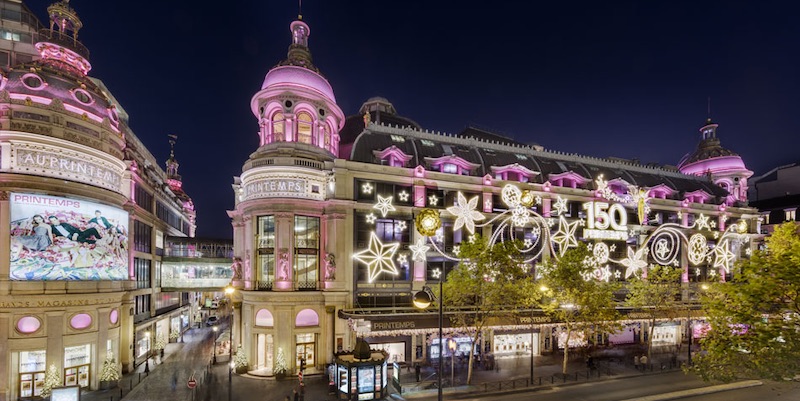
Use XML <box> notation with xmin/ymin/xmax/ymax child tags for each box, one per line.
<box><xmin>750</xmin><ymin>162</ymin><xmax>800</xmax><ymax>233</ymax></box>
<box><xmin>0</xmin><ymin>2</ymin><xmax>196</xmax><ymax>400</ymax></box>
<box><xmin>229</xmin><ymin>16</ymin><xmax>761</xmax><ymax>377</ymax></box>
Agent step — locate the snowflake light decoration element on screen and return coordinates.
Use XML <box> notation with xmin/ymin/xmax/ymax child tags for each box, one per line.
<box><xmin>446</xmin><ymin>192</ymin><xmax>485</xmax><ymax>234</ymax></box>
<box><xmin>620</xmin><ymin>246</ymin><xmax>648</xmax><ymax>278</ymax></box>
<box><xmin>511</xmin><ymin>206</ymin><xmax>530</xmax><ymax>227</ymax></box>
<box><xmin>353</xmin><ymin>232</ymin><xmax>400</xmax><ymax>282</ymax></box>
<box><xmin>593</xmin><ymin>242</ymin><xmax>610</xmax><ymax>265</ymax></box>
<box><xmin>374</xmin><ymin>195</ymin><xmax>396</xmax><ymax>217</ymax></box>
<box><xmin>410</xmin><ymin>238</ymin><xmax>430</xmax><ymax>262</ymax></box>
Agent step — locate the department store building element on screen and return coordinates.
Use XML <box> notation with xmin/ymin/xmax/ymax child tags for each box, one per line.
<box><xmin>228</xmin><ymin>15</ymin><xmax>761</xmax><ymax>377</ymax></box>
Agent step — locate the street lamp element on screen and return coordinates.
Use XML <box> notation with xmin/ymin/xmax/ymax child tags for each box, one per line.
<box><xmin>213</xmin><ymin>326</ymin><xmax>219</xmax><ymax>364</ymax></box>
<box><xmin>413</xmin><ymin>284</ymin><xmax>442</xmax><ymax>401</ymax></box>
<box><xmin>225</xmin><ymin>285</ymin><xmax>235</xmax><ymax>401</ymax></box>
<box><xmin>448</xmin><ymin>339</ymin><xmax>456</xmax><ymax>387</ymax></box>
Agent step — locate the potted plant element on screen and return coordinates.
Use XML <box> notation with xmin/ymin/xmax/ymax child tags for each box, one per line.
<box><xmin>99</xmin><ymin>352</ymin><xmax>121</xmax><ymax>389</ymax></box>
<box><xmin>274</xmin><ymin>347</ymin><xmax>288</xmax><ymax>379</ymax></box>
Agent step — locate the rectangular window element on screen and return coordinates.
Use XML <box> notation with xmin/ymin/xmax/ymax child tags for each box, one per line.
<box><xmin>134</xmin><ymin>183</ymin><xmax>154</xmax><ymax>212</ymax></box>
<box><xmin>258</xmin><ymin>216</ymin><xmax>275</xmax><ymax>248</ymax></box>
<box><xmin>134</xmin><ymin>258</ymin><xmax>151</xmax><ymax>289</ymax></box>
<box><xmin>294</xmin><ymin>216</ymin><xmax>320</xmax><ymax>288</ymax></box>
<box><xmin>133</xmin><ymin>220</ymin><xmax>152</xmax><ymax>253</ymax></box>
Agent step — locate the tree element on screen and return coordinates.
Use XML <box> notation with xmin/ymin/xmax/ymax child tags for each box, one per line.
<box><xmin>442</xmin><ymin>235</ymin><xmax>538</xmax><ymax>384</ymax></box>
<box><xmin>40</xmin><ymin>364</ymin><xmax>61</xmax><ymax>398</ymax></box>
<box><xmin>625</xmin><ymin>265</ymin><xmax>683</xmax><ymax>366</ymax></box>
<box><xmin>539</xmin><ymin>243</ymin><xmax>620</xmax><ymax>375</ymax></box>
<box><xmin>234</xmin><ymin>346</ymin><xmax>248</xmax><ymax>372</ymax></box>
<box><xmin>100</xmin><ymin>352</ymin><xmax>121</xmax><ymax>382</ymax></box>
<box><xmin>274</xmin><ymin>347</ymin><xmax>288</xmax><ymax>376</ymax></box>
<box><xmin>692</xmin><ymin>222</ymin><xmax>800</xmax><ymax>382</ymax></box>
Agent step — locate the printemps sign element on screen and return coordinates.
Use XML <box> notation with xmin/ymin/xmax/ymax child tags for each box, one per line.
<box><xmin>351</xmin><ymin>175</ymin><xmax>752</xmax><ymax>284</ymax></box>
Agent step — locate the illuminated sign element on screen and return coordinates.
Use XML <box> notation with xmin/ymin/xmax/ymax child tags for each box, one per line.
<box><xmin>12</xmin><ymin>144</ymin><xmax>124</xmax><ymax>191</ymax></box>
<box><xmin>9</xmin><ymin>193</ymin><xmax>129</xmax><ymax>280</ymax></box>
<box><xmin>583</xmin><ymin>201</ymin><xmax>628</xmax><ymax>240</ymax></box>
<box><xmin>239</xmin><ymin>170</ymin><xmax>327</xmax><ymax>201</ymax></box>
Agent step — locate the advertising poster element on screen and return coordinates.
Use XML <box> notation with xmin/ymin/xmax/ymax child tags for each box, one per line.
<box><xmin>9</xmin><ymin>193</ymin><xmax>129</xmax><ymax>280</ymax></box>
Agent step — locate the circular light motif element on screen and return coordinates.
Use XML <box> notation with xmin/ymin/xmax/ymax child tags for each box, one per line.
<box><xmin>688</xmin><ymin>234</ymin><xmax>708</xmax><ymax>265</ymax></box>
<box><xmin>415</xmin><ymin>209</ymin><xmax>442</xmax><ymax>236</ymax></box>
<box><xmin>737</xmin><ymin>220</ymin><xmax>748</xmax><ymax>234</ymax></box>
<box><xmin>16</xmin><ymin>316</ymin><xmax>41</xmax><ymax>334</ymax></box>
<box><xmin>520</xmin><ymin>190</ymin><xmax>535</xmax><ymax>207</ymax></box>
<box><xmin>501</xmin><ymin>185</ymin><xmax>523</xmax><ymax>208</ymax></box>
<box><xmin>109</xmin><ymin>309</ymin><xmax>119</xmax><ymax>325</ymax></box>
<box><xmin>593</xmin><ymin>243</ymin><xmax>610</xmax><ymax>265</ymax></box>
<box><xmin>70</xmin><ymin>313</ymin><xmax>93</xmax><ymax>330</ymax></box>
<box><xmin>649</xmin><ymin>228</ymin><xmax>682</xmax><ymax>266</ymax></box>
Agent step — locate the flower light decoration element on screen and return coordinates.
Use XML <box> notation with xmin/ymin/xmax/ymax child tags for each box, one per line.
<box><xmin>415</xmin><ymin>208</ymin><xmax>442</xmax><ymax>236</ymax></box>
<box><xmin>446</xmin><ymin>192</ymin><xmax>484</xmax><ymax>234</ymax></box>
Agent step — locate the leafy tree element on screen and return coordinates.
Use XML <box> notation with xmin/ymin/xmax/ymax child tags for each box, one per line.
<box><xmin>442</xmin><ymin>235</ymin><xmax>539</xmax><ymax>384</ymax></box>
<box><xmin>100</xmin><ymin>352</ymin><xmax>121</xmax><ymax>382</ymax></box>
<box><xmin>625</xmin><ymin>265</ymin><xmax>683</xmax><ymax>366</ymax></box>
<box><xmin>539</xmin><ymin>243</ymin><xmax>620</xmax><ymax>375</ymax></box>
<box><xmin>692</xmin><ymin>222</ymin><xmax>800</xmax><ymax>382</ymax></box>
<box><xmin>40</xmin><ymin>364</ymin><xmax>61</xmax><ymax>398</ymax></box>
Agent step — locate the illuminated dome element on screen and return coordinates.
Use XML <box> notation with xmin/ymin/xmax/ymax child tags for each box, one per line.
<box><xmin>261</xmin><ymin>65</ymin><xmax>336</xmax><ymax>102</ymax></box>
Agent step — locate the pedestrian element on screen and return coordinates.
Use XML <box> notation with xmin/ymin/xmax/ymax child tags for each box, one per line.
<box><xmin>415</xmin><ymin>364</ymin><xmax>421</xmax><ymax>382</ymax></box>
<box><xmin>640</xmin><ymin>354</ymin><xmax>648</xmax><ymax>371</ymax></box>
<box><xmin>293</xmin><ymin>388</ymin><xmax>299</xmax><ymax>401</ymax></box>
<box><xmin>634</xmin><ymin>354</ymin><xmax>640</xmax><ymax>371</ymax></box>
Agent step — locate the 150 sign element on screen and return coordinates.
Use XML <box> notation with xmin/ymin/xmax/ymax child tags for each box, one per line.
<box><xmin>583</xmin><ymin>201</ymin><xmax>629</xmax><ymax>240</ymax></box>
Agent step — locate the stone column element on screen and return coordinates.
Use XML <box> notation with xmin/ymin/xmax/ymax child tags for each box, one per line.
<box><xmin>0</xmin><ymin>312</ymin><xmax>9</xmax><ymax>401</ymax></box>
<box><xmin>119</xmin><ymin>296</ymin><xmax>135</xmax><ymax>373</ymax></box>
<box><xmin>275</xmin><ymin>213</ymin><xmax>294</xmax><ymax>290</ymax></box>
<box><xmin>0</xmin><ymin>191</ymin><xmax>9</xmax><ymax>282</ymax></box>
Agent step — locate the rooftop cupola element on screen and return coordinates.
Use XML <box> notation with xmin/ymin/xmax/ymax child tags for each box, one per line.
<box><xmin>277</xmin><ymin>18</ymin><xmax>319</xmax><ymax>73</ymax></box>
<box><xmin>35</xmin><ymin>0</ymin><xmax>91</xmax><ymax>75</ymax></box>
<box><xmin>166</xmin><ymin>134</ymin><xmax>181</xmax><ymax>182</ymax></box>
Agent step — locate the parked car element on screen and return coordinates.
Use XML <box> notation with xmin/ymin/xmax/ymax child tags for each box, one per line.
<box><xmin>206</xmin><ymin>316</ymin><xmax>219</xmax><ymax>326</ymax></box>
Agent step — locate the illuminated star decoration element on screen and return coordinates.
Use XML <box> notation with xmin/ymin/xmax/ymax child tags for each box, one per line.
<box><xmin>709</xmin><ymin>269</ymin><xmax>717</xmax><ymax>278</ymax></box>
<box><xmin>397</xmin><ymin>254</ymin><xmax>408</xmax><ymax>265</ymax></box>
<box><xmin>362</xmin><ymin>182</ymin><xmax>373</xmax><ymax>194</ymax></box>
<box><xmin>452</xmin><ymin>246</ymin><xmax>461</xmax><ymax>256</ymax></box>
<box><xmin>523</xmin><ymin>238</ymin><xmax>533</xmax><ymax>248</ymax></box>
<box><xmin>365</xmin><ymin>213</ymin><xmax>377</xmax><ymax>224</ymax></box>
<box><xmin>695</xmin><ymin>214</ymin><xmax>710</xmax><ymax>231</ymax></box>
<box><xmin>614</xmin><ymin>270</ymin><xmax>622</xmax><ymax>279</ymax></box>
<box><xmin>654</xmin><ymin>239</ymin><xmax>670</xmax><ymax>259</ymax></box>
<box><xmin>432</xmin><ymin>268</ymin><xmax>442</xmax><ymax>279</ymax></box>
<box><xmin>713</xmin><ymin>240</ymin><xmax>736</xmax><ymax>273</ymax></box>
<box><xmin>468</xmin><ymin>234</ymin><xmax>478</xmax><ymax>243</ymax></box>
<box><xmin>374</xmin><ymin>195</ymin><xmax>396</xmax><ymax>217</ymax></box>
<box><xmin>396</xmin><ymin>221</ymin><xmax>407</xmax><ymax>232</ymax></box>
<box><xmin>428</xmin><ymin>194</ymin><xmax>439</xmax><ymax>206</ymax></box>
<box><xmin>434</xmin><ymin>232</ymin><xmax>444</xmax><ymax>243</ymax></box>
<box><xmin>535</xmin><ymin>195</ymin><xmax>542</xmax><ymax>205</ymax></box>
<box><xmin>409</xmin><ymin>238</ymin><xmax>430</xmax><ymax>262</ymax></box>
<box><xmin>620</xmin><ymin>246</ymin><xmax>649</xmax><ymax>278</ymax></box>
<box><xmin>552</xmin><ymin>216</ymin><xmax>580</xmax><ymax>257</ymax></box>
<box><xmin>353</xmin><ymin>232</ymin><xmax>400</xmax><ymax>282</ymax></box>
<box><xmin>446</xmin><ymin>192</ymin><xmax>485</xmax><ymax>234</ymax></box>
<box><xmin>398</xmin><ymin>191</ymin><xmax>409</xmax><ymax>202</ymax></box>
<box><xmin>553</xmin><ymin>196</ymin><xmax>568</xmax><ymax>216</ymax></box>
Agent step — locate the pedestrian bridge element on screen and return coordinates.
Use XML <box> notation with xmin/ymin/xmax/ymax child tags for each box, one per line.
<box><xmin>160</xmin><ymin>237</ymin><xmax>234</xmax><ymax>291</ymax></box>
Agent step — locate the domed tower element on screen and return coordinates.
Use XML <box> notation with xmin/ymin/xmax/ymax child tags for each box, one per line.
<box><xmin>678</xmin><ymin>119</ymin><xmax>753</xmax><ymax>204</ymax></box>
<box><xmin>165</xmin><ymin>135</ymin><xmax>197</xmax><ymax>236</ymax></box>
<box><xmin>249</xmin><ymin>17</ymin><xmax>345</xmax><ymax>158</ymax></box>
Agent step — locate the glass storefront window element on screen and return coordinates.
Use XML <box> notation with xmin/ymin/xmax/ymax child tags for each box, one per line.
<box><xmin>296</xmin><ymin>333</ymin><xmax>316</xmax><ymax>369</ymax></box>
<box><xmin>258</xmin><ymin>216</ymin><xmax>275</xmax><ymax>285</ymax></box>
<box><xmin>294</xmin><ymin>216</ymin><xmax>319</xmax><ymax>285</ymax></box>
<box><xmin>19</xmin><ymin>350</ymin><xmax>46</xmax><ymax>398</ymax></box>
<box><xmin>64</xmin><ymin>344</ymin><xmax>91</xmax><ymax>388</ymax></box>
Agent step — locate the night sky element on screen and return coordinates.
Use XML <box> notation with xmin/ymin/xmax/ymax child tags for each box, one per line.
<box><xmin>22</xmin><ymin>1</ymin><xmax>800</xmax><ymax>238</ymax></box>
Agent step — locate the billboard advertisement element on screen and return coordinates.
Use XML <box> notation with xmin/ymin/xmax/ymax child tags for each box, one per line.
<box><xmin>9</xmin><ymin>193</ymin><xmax>129</xmax><ymax>280</ymax></box>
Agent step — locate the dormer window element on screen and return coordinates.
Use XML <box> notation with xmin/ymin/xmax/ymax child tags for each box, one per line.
<box><xmin>491</xmin><ymin>163</ymin><xmax>540</xmax><ymax>183</ymax></box>
<box><xmin>683</xmin><ymin>190</ymin><xmax>712</xmax><ymax>205</ymax></box>
<box><xmin>647</xmin><ymin>184</ymin><xmax>675</xmax><ymax>200</ymax></box>
<box><xmin>391</xmin><ymin>135</ymin><xmax>405</xmax><ymax>143</ymax></box>
<box><xmin>374</xmin><ymin>146</ymin><xmax>412</xmax><ymax>168</ymax></box>
<box><xmin>548</xmin><ymin>171</ymin><xmax>588</xmax><ymax>189</ymax></box>
<box><xmin>421</xmin><ymin>139</ymin><xmax>435</xmax><ymax>147</ymax></box>
<box><xmin>424</xmin><ymin>155</ymin><xmax>480</xmax><ymax>176</ymax></box>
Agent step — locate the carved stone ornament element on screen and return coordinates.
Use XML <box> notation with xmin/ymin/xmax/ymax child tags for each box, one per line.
<box><xmin>0</xmin><ymin>191</ymin><xmax>9</xmax><ymax>201</ymax></box>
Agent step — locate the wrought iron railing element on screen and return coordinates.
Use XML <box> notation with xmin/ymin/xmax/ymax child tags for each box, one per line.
<box><xmin>256</xmin><ymin>281</ymin><xmax>274</xmax><ymax>291</ymax></box>
<box><xmin>297</xmin><ymin>281</ymin><xmax>317</xmax><ymax>291</ymax></box>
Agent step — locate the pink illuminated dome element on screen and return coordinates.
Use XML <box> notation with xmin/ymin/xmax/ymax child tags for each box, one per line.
<box><xmin>250</xmin><ymin>17</ymin><xmax>344</xmax><ymax>156</ymax></box>
<box><xmin>678</xmin><ymin>119</ymin><xmax>753</xmax><ymax>203</ymax></box>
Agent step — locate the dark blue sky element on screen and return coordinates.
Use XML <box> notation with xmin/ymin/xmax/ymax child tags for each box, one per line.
<box><xmin>24</xmin><ymin>1</ymin><xmax>800</xmax><ymax>238</ymax></box>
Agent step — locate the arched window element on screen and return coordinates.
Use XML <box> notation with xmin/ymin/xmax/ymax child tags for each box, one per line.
<box><xmin>272</xmin><ymin>112</ymin><xmax>285</xmax><ymax>142</ymax></box>
<box><xmin>322</xmin><ymin>125</ymin><xmax>331</xmax><ymax>151</ymax></box>
<box><xmin>295</xmin><ymin>309</ymin><xmax>319</xmax><ymax>327</ymax></box>
<box><xmin>255</xmin><ymin>309</ymin><xmax>274</xmax><ymax>327</ymax></box>
<box><xmin>297</xmin><ymin>112</ymin><xmax>313</xmax><ymax>144</ymax></box>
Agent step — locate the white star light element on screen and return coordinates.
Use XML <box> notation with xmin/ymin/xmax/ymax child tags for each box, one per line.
<box><xmin>553</xmin><ymin>197</ymin><xmax>568</xmax><ymax>216</ymax></box>
<box><xmin>713</xmin><ymin>240</ymin><xmax>736</xmax><ymax>273</ymax></box>
<box><xmin>432</xmin><ymin>268</ymin><xmax>442</xmax><ymax>279</ymax></box>
<box><xmin>365</xmin><ymin>213</ymin><xmax>377</xmax><ymax>224</ymax></box>
<box><xmin>374</xmin><ymin>195</ymin><xmax>396</xmax><ymax>217</ymax></box>
<box><xmin>614</xmin><ymin>270</ymin><xmax>622</xmax><ymax>279</ymax></box>
<box><xmin>552</xmin><ymin>216</ymin><xmax>580</xmax><ymax>256</ymax></box>
<box><xmin>532</xmin><ymin>226</ymin><xmax>541</xmax><ymax>237</ymax></box>
<box><xmin>434</xmin><ymin>232</ymin><xmax>444</xmax><ymax>243</ymax></box>
<box><xmin>609</xmin><ymin>244</ymin><xmax>617</xmax><ymax>252</ymax></box>
<box><xmin>446</xmin><ymin>192</ymin><xmax>485</xmax><ymax>234</ymax></box>
<box><xmin>523</xmin><ymin>238</ymin><xmax>533</xmax><ymax>248</ymax></box>
<box><xmin>745</xmin><ymin>248</ymin><xmax>752</xmax><ymax>256</ymax></box>
<box><xmin>397</xmin><ymin>254</ymin><xmax>408</xmax><ymax>265</ymax></box>
<box><xmin>428</xmin><ymin>194</ymin><xmax>439</xmax><ymax>206</ymax></box>
<box><xmin>409</xmin><ymin>238</ymin><xmax>430</xmax><ymax>262</ymax></box>
<box><xmin>535</xmin><ymin>195</ymin><xmax>542</xmax><ymax>205</ymax></box>
<box><xmin>398</xmin><ymin>191</ymin><xmax>410</xmax><ymax>202</ymax></box>
<box><xmin>453</xmin><ymin>246</ymin><xmax>461</xmax><ymax>256</ymax></box>
<box><xmin>695</xmin><ymin>214</ymin><xmax>711</xmax><ymax>230</ymax></box>
<box><xmin>468</xmin><ymin>234</ymin><xmax>478</xmax><ymax>243</ymax></box>
<box><xmin>620</xmin><ymin>246</ymin><xmax>649</xmax><ymax>278</ymax></box>
<box><xmin>362</xmin><ymin>182</ymin><xmax>373</xmax><ymax>194</ymax></box>
<box><xmin>396</xmin><ymin>221</ymin><xmax>407</xmax><ymax>232</ymax></box>
<box><xmin>353</xmin><ymin>232</ymin><xmax>400</xmax><ymax>283</ymax></box>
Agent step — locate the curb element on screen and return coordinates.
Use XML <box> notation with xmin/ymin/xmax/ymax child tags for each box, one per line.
<box><xmin>619</xmin><ymin>380</ymin><xmax>762</xmax><ymax>401</ymax></box>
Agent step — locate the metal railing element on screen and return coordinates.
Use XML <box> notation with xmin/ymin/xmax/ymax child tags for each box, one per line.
<box><xmin>37</xmin><ymin>29</ymin><xmax>90</xmax><ymax>59</ymax></box>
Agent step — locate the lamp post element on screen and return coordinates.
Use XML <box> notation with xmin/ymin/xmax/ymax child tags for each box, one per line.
<box><xmin>448</xmin><ymin>339</ymin><xmax>456</xmax><ymax>387</ymax></box>
<box><xmin>213</xmin><ymin>326</ymin><xmax>218</xmax><ymax>364</ymax></box>
<box><xmin>413</xmin><ymin>281</ymin><xmax>443</xmax><ymax>401</ymax></box>
<box><xmin>225</xmin><ymin>285</ymin><xmax>235</xmax><ymax>401</ymax></box>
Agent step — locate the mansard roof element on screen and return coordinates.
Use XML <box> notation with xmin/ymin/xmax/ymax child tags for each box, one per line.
<box><xmin>349</xmin><ymin>122</ymin><xmax>728</xmax><ymax>200</ymax></box>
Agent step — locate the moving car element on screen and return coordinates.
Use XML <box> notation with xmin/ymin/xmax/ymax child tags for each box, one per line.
<box><xmin>206</xmin><ymin>316</ymin><xmax>219</xmax><ymax>326</ymax></box>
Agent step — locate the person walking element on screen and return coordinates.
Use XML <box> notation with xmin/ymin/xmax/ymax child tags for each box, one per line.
<box><xmin>640</xmin><ymin>354</ymin><xmax>648</xmax><ymax>371</ymax></box>
<box><xmin>634</xmin><ymin>354</ymin><xmax>640</xmax><ymax>371</ymax></box>
<box><xmin>293</xmin><ymin>388</ymin><xmax>299</xmax><ymax>401</ymax></box>
<box><xmin>415</xmin><ymin>364</ymin><xmax>421</xmax><ymax>382</ymax></box>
